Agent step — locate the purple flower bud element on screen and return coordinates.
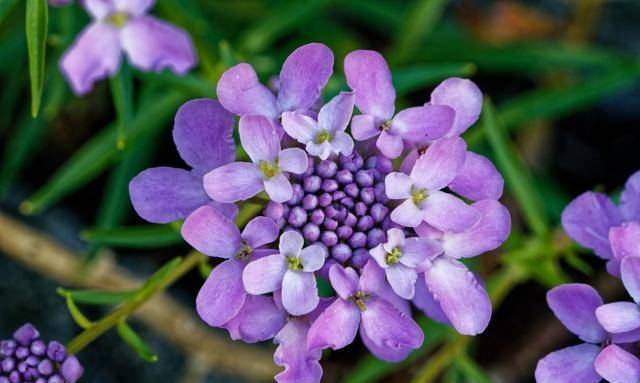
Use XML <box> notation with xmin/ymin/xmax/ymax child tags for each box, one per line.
<box><xmin>332</xmin><ymin>191</ymin><xmax>346</xmax><ymax>201</ymax></box>
<box><xmin>365</xmin><ymin>156</ymin><xmax>378</xmax><ymax>169</ymax></box>
<box><xmin>323</xmin><ymin>218</ymin><xmax>338</xmax><ymax>231</ymax></box>
<box><xmin>321</xmin><ymin>231</ymin><xmax>338</xmax><ymax>247</ymax></box>
<box><xmin>26</xmin><ymin>356</ymin><xmax>39</xmax><ymax>367</ymax></box>
<box><xmin>282</xmin><ymin>204</ymin><xmax>290</xmax><ymax>217</ymax></box>
<box><xmin>382</xmin><ymin>215</ymin><xmax>400</xmax><ymax>231</ymax></box>
<box><xmin>35</xmin><ymin>378</ymin><xmax>46</xmax><ymax>383</ymax></box>
<box><xmin>60</xmin><ymin>355</ymin><xmax>84</xmax><ymax>383</ymax></box>
<box><xmin>334</xmin><ymin>205</ymin><xmax>347</xmax><ymax>222</ymax></box>
<box><xmin>2</xmin><ymin>358</ymin><xmax>15</xmax><ymax>373</ymax></box>
<box><xmin>13</xmin><ymin>324</ymin><xmax>39</xmax><ymax>346</ymax></box>
<box><xmin>25</xmin><ymin>367</ymin><xmax>39</xmax><ymax>380</ymax></box>
<box><xmin>344</xmin><ymin>213</ymin><xmax>357</xmax><ymax>227</ymax></box>
<box><xmin>335</xmin><ymin>169</ymin><xmax>353</xmax><ymax>184</ymax></box>
<box><xmin>37</xmin><ymin>360</ymin><xmax>53</xmax><ymax>376</ymax></box>
<box><xmin>286</xmin><ymin>184</ymin><xmax>304</xmax><ymax>206</ymax></box>
<box><xmin>340</xmin><ymin>153</ymin><xmax>363</xmax><ymax>172</ymax></box>
<box><xmin>357</xmin><ymin>216</ymin><xmax>374</xmax><ymax>231</ymax></box>
<box><xmin>9</xmin><ymin>371</ymin><xmax>19</xmax><ymax>383</ymax></box>
<box><xmin>301</xmin><ymin>157</ymin><xmax>314</xmax><ymax>178</ymax></box>
<box><xmin>318</xmin><ymin>193</ymin><xmax>332</xmax><ymax>207</ymax></box>
<box><xmin>370</xmin><ymin>203</ymin><xmax>389</xmax><ymax>223</ymax></box>
<box><xmin>341</xmin><ymin>197</ymin><xmax>355</xmax><ymax>209</ymax></box>
<box><xmin>370</xmin><ymin>169</ymin><xmax>383</xmax><ymax>182</ymax></box>
<box><xmin>318</xmin><ymin>259</ymin><xmax>338</xmax><ymax>280</ymax></box>
<box><xmin>376</xmin><ymin>156</ymin><xmax>393</xmax><ymax>173</ymax></box>
<box><xmin>348</xmin><ymin>232</ymin><xmax>367</xmax><ymax>249</ymax></box>
<box><xmin>321</xmin><ymin>179</ymin><xmax>338</xmax><ymax>192</ymax></box>
<box><xmin>336</xmin><ymin>226</ymin><xmax>353</xmax><ymax>240</ymax></box>
<box><xmin>303</xmin><ymin>175</ymin><xmax>322</xmax><ymax>193</ymax></box>
<box><xmin>30</xmin><ymin>341</ymin><xmax>45</xmax><ymax>357</ymax></box>
<box><xmin>47</xmin><ymin>375</ymin><xmax>64</xmax><ymax>383</ymax></box>
<box><xmin>355</xmin><ymin>202</ymin><xmax>367</xmax><ymax>217</ymax></box>
<box><xmin>301</xmin><ymin>194</ymin><xmax>318</xmax><ymax>211</ymax></box>
<box><xmin>325</xmin><ymin>204</ymin><xmax>339</xmax><ymax>219</ymax></box>
<box><xmin>287</xmin><ymin>206</ymin><xmax>307</xmax><ymax>227</ymax></box>
<box><xmin>46</xmin><ymin>342</ymin><xmax>66</xmax><ymax>363</ymax></box>
<box><xmin>360</xmin><ymin>187</ymin><xmax>375</xmax><ymax>205</ymax></box>
<box><xmin>1</xmin><ymin>341</ymin><xmax>16</xmax><ymax>357</ymax></box>
<box><xmin>344</xmin><ymin>183</ymin><xmax>359</xmax><ymax>198</ymax></box>
<box><xmin>367</xmin><ymin>228</ymin><xmax>386</xmax><ymax>248</ymax></box>
<box><xmin>374</xmin><ymin>182</ymin><xmax>389</xmax><ymax>203</ymax></box>
<box><xmin>302</xmin><ymin>223</ymin><xmax>320</xmax><ymax>242</ymax></box>
<box><xmin>0</xmin><ymin>376</ymin><xmax>9</xmax><ymax>383</ymax></box>
<box><xmin>18</xmin><ymin>361</ymin><xmax>28</xmax><ymax>373</ymax></box>
<box><xmin>316</xmin><ymin>160</ymin><xmax>337</xmax><ymax>178</ymax></box>
<box><xmin>331</xmin><ymin>244</ymin><xmax>352</xmax><ymax>262</ymax></box>
<box><xmin>310</xmin><ymin>209</ymin><xmax>325</xmax><ymax>225</ymax></box>
<box><xmin>15</xmin><ymin>347</ymin><xmax>29</xmax><ymax>360</ymax></box>
<box><xmin>355</xmin><ymin>170</ymin><xmax>374</xmax><ymax>187</ymax></box>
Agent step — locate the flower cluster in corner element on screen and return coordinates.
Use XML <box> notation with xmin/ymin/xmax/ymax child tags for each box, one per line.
<box><xmin>130</xmin><ymin>43</ymin><xmax>512</xmax><ymax>383</ymax></box>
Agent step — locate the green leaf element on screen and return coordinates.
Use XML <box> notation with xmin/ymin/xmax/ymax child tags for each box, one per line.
<box><xmin>0</xmin><ymin>0</ymin><xmax>20</xmax><ymax>28</ymax></box>
<box><xmin>110</xmin><ymin>62</ymin><xmax>134</xmax><ymax>150</ymax></box>
<box><xmin>25</xmin><ymin>0</ymin><xmax>48</xmax><ymax>117</ymax></box>
<box><xmin>82</xmin><ymin>224</ymin><xmax>183</xmax><ymax>249</ymax></box>
<box><xmin>455</xmin><ymin>354</ymin><xmax>493</xmax><ymax>383</ymax></box>
<box><xmin>143</xmin><ymin>257</ymin><xmax>183</xmax><ymax>292</ymax></box>
<box><xmin>134</xmin><ymin>71</ymin><xmax>215</xmax><ymax>98</ymax></box>
<box><xmin>57</xmin><ymin>287</ymin><xmax>137</xmax><ymax>306</ymax></box>
<box><xmin>117</xmin><ymin>320</ymin><xmax>158</xmax><ymax>363</ymax></box>
<box><xmin>391</xmin><ymin>0</ymin><xmax>449</xmax><ymax>64</ymax></box>
<box><xmin>63</xmin><ymin>294</ymin><xmax>94</xmax><ymax>329</ymax></box>
<box><xmin>393</xmin><ymin>63</ymin><xmax>476</xmax><ymax>96</ymax></box>
<box><xmin>482</xmin><ymin>100</ymin><xmax>549</xmax><ymax>236</ymax></box>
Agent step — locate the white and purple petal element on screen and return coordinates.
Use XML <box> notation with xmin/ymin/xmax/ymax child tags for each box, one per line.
<box><xmin>318</xmin><ymin>91</ymin><xmax>355</xmax><ymax>134</ymax></box>
<box><xmin>621</xmin><ymin>170</ymin><xmax>640</xmax><ymax>222</ymax></box>
<box><xmin>410</xmin><ymin>136</ymin><xmax>467</xmax><ymax>191</ymax></box>
<box><xmin>535</xmin><ymin>344</ymin><xmax>601</xmax><ymax>383</ymax></box>
<box><xmin>429</xmin><ymin>78</ymin><xmax>483</xmax><ymax>136</ymax></box>
<box><xmin>242</xmin><ymin>253</ymin><xmax>287</xmax><ymax>295</ymax></box>
<box><xmin>264</xmin><ymin>174</ymin><xmax>294</xmax><ymax>203</ymax></box>
<box><xmin>222</xmin><ymin>295</ymin><xmax>287</xmax><ymax>343</ymax></box>
<box><xmin>621</xmin><ymin>256</ymin><xmax>640</xmax><ymax>304</ymax></box>
<box><xmin>594</xmin><ymin>344</ymin><xmax>640</xmax><ymax>383</ymax></box>
<box><xmin>596</xmin><ymin>301</ymin><xmax>640</xmax><ymax>334</ymax></box>
<box><xmin>274</xmin><ymin>319</ymin><xmax>322</xmax><ymax>383</ymax></box>
<box><xmin>204</xmin><ymin>162</ymin><xmax>263</xmax><ymax>203</ymax></box>
<box><xmin>421</xmin><ymin>190</ymin><xmax>480</xmax><ymax>232</ymax></box>
<box><xmin>282</xmin><ymin>271</ymin><xmax>319</xmax><ymax>316</ymax></box>
<box><xmin>344</xmin><ymin>50</ymin><xmax>395</xmax><ymax>120</ymax></box>
<box><xmin>239</xmin><ymin>115</ymin><xmax>281</xmax><ymax>163</ymax></box>
<box><xmin>546</xmin><ymin>283</ymin><xmax>607</xmax><ymax>343</ymax></box>
<box><xmin>307</xmin><ymin>298</ymin><xmax>360</xmax><ymax>352</ymax></box>
<box><xmin>390</xmin><ymin>105</ymin><xmax>454</xmax><ymax>142</ymax></box>
<box><xmin>196</xmin><ymin>259</ymin><xmax>246</xmax><ymax>327</ymax></box>
<box><xmin>448</xmin><ymin>152</ymin><xmax>504</xmax><ymax>201</ymax></box>
<box><xmin>216</xmin><ymin>63</ymin><xmax>279</xmax><ymax>119</ymax></box>
<box><xmin>242</xmin><ymin>216</ymin><xmax>279</xmax><ymax>249</ymax></box>
<box><xmin>329</xmin><ymin>265</ymin><xmax>359</xmax><ymax>299</ymax></box>
<box><xmin>278</xmin><ymin>148</ymin><xmax>309</xmax><ymax>174</ymax></box>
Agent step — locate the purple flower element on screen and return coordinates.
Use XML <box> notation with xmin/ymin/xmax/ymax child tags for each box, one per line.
<box><xmin>385</xmin><ymin>136</ymin><xmax>480</xmax><ymax>231</ymax></box>
<box><xmin>243</xmin><ymin>231</ymin><xmax>327</xmax><ymax>316</ymax></box>
<box><xmin>1</xmin><ymin>324</ymin><xmax>83</xmax><ymax>383</ymax></box>
<box><xmin>282</xmin><ymin>91</ymin><xmax>355</xmax><ymax>160</ymax></box>
<box><xmin>60</xmin><ymin>0</ymin><xmax>197</xmax><ymax>95</ymax></box>
<box><xmin>217</xmin><ymin>43</ymin><xmax>333</xmax><ymax>125</ymax></box>
<box><xmin>369</xmin><ymin>228</ymin><xmax>441</xmax><ymax>299</ymax></box>
<box><xmin>344</xmin><ymin>50</ymin><xmax>454</xmax><ymax>159</ymax></box>
<box><xmin>204</xmin><ymin>115</ymin><xmax>308</xmax><ymax>203</ymax></box>
<box><xmin>307</xmin><ymin>261</ymin><xmax>424</xmax><ymax>362</ymax></box>
<box><xmin>130</xmin><ymin>99</ymin><xmax>237</xmax><ymax>224</ymax></box>
<box><xmin>596</xmin><ymin>255</ymin><xmax>640</xmax><ymax>337</ymax></box>
<box><xmin>181</xmin><ymin>206</ymin><xmax>286</xmax><ymax>341</ymax></box>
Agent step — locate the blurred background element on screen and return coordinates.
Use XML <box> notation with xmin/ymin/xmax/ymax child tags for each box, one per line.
<box><xmin>1</xmin><ymin>0</ymin><xmax>640</xmax><ymax>382</ymax></box>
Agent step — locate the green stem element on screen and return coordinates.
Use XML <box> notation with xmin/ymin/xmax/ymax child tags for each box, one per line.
<box><xmin>66</xmin><ymin>251</ymin><xmax>205</xmax><ymax>354</ymax></box>
<box><xmin>110</xmin><ymin>62</ymin><xmax>133</xmax><ymax>150</ymax></box>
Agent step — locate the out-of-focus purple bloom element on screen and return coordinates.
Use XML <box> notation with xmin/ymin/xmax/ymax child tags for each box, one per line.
<box><xmin>204</xmin><ymin>115</ymin><xmax>308</xmax><ymax>203</ymax></box>
<box><xmin>596</xmin><ymin>256</ymin><xmax>640</xmax><ymax>336</ymax></box>
<box><xmin>385</xmin><ymin>137</ymin><xmax>480</xmax><ymax>231</ymax></box>
<box><xmin>243</xmin><ymin>231</ymin><xmax>327</xmax><ymax>316</ymax></box>
<box><xmin>0</xmin><ymin>324</ymin><xmax>83</xmax><ymax>383</ymax></box>
<box><xmin>130</xmin><ymin>99</ymin><xmax>237</xmax><ymax>224</ymax></box>
<box><xmin>344</xmin><ymin>50</ymin><xmax>454</xmax><ymax>159</ymax></box>
<box><xmin>60</xmin><ymin>0</ymin><xmax>197</xmax><ymax>95</ymax></box>
<box><xmin>282</xmin><ymin>91</ymin><xmax>355</xmax><ymax>160</ymax></box>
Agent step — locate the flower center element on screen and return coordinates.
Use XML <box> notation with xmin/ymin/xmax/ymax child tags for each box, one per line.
<box><xmin>106</xmin><ymin>11</ymin><xmax>129</xmax><ymax>28</ymax></box>
<box><xmin>287</xmin><ymin>256</ymin><xmax>303</xmax><ymax>271</ymax></box>
<box><xmin>351</xmin><ymin>291</ymin><xmax>368</xmax><ymax>311</ymax></box>
<box><xmin>385</xmin><ymin>247</ymin><xmax>402</xmax><ymax>265</ymax></box>
<box><xmin>259</xmin><ymin>160</ymin><xmax>280</xmax><ymax>179</ymax></box>
<box><xmin>235</xmin><ymin>243</ymin><xmax>253</xmax><ymax>260</ymax></box>
<box><xmin>379</xmin><ymin>120</ymin><xmax>392</xmax><ymax>131</ymax></box>
<box><xmin>314</xmin><ymin>130</ymin><xmax>332</xmax><ymax>144</ymax></box>
<box><xmin>411</xmin><ymin>187</ymin><xmax>428</xmax><ymax>205</ymax></box>
<box><xmin>417</xmin><ymin>145</ymin><xmax>428</xmax><ymax>155</ymax></box>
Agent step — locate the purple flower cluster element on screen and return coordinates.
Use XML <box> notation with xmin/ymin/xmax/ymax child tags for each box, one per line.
<box><xmin>1</xmin><ymin>324</ymin><xmax>83</xmax><ymax>383</ymax></box>
<box><xmin>60</xmin><ymin>0</ymin><xmax>197</xmax><ymax>95</ymax></box>
<box><xmin>130</xmin><ymin>43</ymin><xmax>511</xmax><ymax>383</ymax></box>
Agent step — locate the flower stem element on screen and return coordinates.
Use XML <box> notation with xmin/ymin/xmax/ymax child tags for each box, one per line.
<box><xmin>66</xmin><ymin>251</ymin><xmax>205</xmax><ymax>354</ymax></box>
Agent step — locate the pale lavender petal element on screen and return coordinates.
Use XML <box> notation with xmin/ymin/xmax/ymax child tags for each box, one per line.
<box><xmin>386</xmin><ymin>264</ymin><xmax>417</xmax><ymax>299</ymax></box>
<box><xmin>385</xmin><ymin>172</ymin><xmax>414</xmax><ymax>199</ymax></box>
<box><xmin>610</xmin><ymin>222</ymin><xmax>640</xmax><ymax>260</ymax></box>
<box><xmin>369</xmin><ymin>244</ymin><xmax>389</xmax><ymax>269</ymax></box>
<box><xmin>281</xmin><ymin>111</ymin><xmax>318</xmax><ymax>143</ymax></box>
<box><xmin>282</xmin><ymin>271</ymin><xmax>319</xmax><ymax>316</ymax></box>
<box><xmin>278</xmin><ymin>43</ymin><xmax>334</xmax><ymax>112</ymax></box>
<box><xmin>595</xmin><ymin>344</ymin><xmax>640</xmax><ymax>383</ymax></box>
<box><xmin>422</xmin><ymin>190</ymin><xmax>480</xmax><ymax>232</ymax></box>
<box><xmin>448</xmin><ymin>151</ymin><xmax>504</xmax><ymax>201</ymax></box>
<box><xmin>173</xmin><ymin>98</ymin><xmax>235</xmax><ymax>174</ymax></box>
<box><xmin>401</xmin><ymin>237</ymin><xmax>442</xmax><ymax>268</ymax></box>
<box><xmin>359</xmin><ymin>260</ymin><xmax>387</xmax><ymax>296</ymax></box>
<box><xmin>83</xmin><ymin>0</ymin><xmax>114</xmax><ymax>19</ymax></box>
<box><xmin>278</xmin><ymin>148</ymin><xmax>309</xmax><ymax>174</ymax></box>
<box><xmin>410</xmin><ymin>136</ymin><xmax>467</xmax><ymax>190</ymax></box>
<box><xmin>196</xmin><ymin>259</ymin><xmax>246</xmax><ymax>326</ymax></box>
<box><xmin>216</xmin><ymin>63</ymin><xmax>279</xmax><ymax>118</ymax></box>
<box><xmin>359</xmin><ymin>330</ymin><xmax>413</xmax><ymax>363</ymax></box>
<box><xmin>611</xmin><ymin>327</ymin><xmax>640</xmax><ymax>343</ymax></box>
<box><xmin>222</xmin><ymin>295</ymin><xmax>287</xmax><ymax>343</ymax></box>
<box><xmin>442</xmin><ymin>200</ymin><xmax>511</xmax><ymax>259</ymax></box>
<box><xmin>129</xmin><ymin>167</ymin><xmax>207</xmax><ymax>224</ymax></box>
<box><xmin>350</xmin><ymin>114</ymin><xmax>380</xmax><ymax>141</ymax></box>
<box><xmin>331</xmin><ymin>132</ymin><xmax>355</xmax><ymax>157</ymax></box>
<box><xmin>390</xmin><ymin>199</ymin><xmax>424</xmax><ymax>228</ymax></box>
<box><xmin>305</xmin><ymin>141</ymin><xmax>332</xmax><ymax>160</ymax></box>
<box><xmin>377</xmin><ymin>281</ymin><xmax>411</xmax><ymax>316</ymax></box>
<box><xmin>242</xmin><ymin>253</ymin><xmax>287</xmax><ymax>295</ymax></box>
<box><xmin>621</xmin><ymin>170</ymin><xmax>640</xmax><ymax>222</ymax></box>
<box><xmin>274</xmin><ymin>320</ymin><xmax>322</xmax><ymax>383</ymax></box>
<box><xmin>204</xmin><ymin>162</ymin><xmax>263</xmax><ymax>203</ymax></box>
<box><xmin>113</xmin><ymin>0</ymin><xmax>155</xmax><ymax>16</ymax></box>
<box><xmin>412</xmin><ymin>276</ymin><xmax>449</xmax><ymax>324</ymax></box>
<box><xmin>561</xmin><ymin>191</ymin><xmax>623</xmax><ymax>259</ymax></box>
<box><xmin>376</xmin><ymin>131</ymin><xmax>404</xmax><ymax>159</ymax></box>
<box><xmin>360</xmin><ymin>297</ymin><xmax>424</xmax><ymax>361</ymax></box>
<box><xmin>534</xmin><ymin>344</ymin><xmax>601</xmax><ymax>383</ymax></box>
<box><xmin>121</xmin><ymin>16</ymin><xmax>196</xmax><ymax>74</ymax></box>
<box><xmin>329</xmin><ymin>265</ymin><xmax>359</xmax><ymax>299</ymax></box>
<box><xmin>546</xmin><ymin>283</ymin><xmax>606</xmax><ymax>343</ymax></box>
<box><xmin>399</xmin><ymin>148</ymin><xmax>420</xmax><ymax>175</ymax></box>
<box><xmin>300</xmin><ymin>245</ymin><xmax>327</xmax><ymax>272</ymax></box>
<box><xmin>390</xmin><ymin>105</ymin><xmax>454</xmax><ymax>142</ymax></box>
<box><xmin>206</xmin><ymin>201</ymin><xmax>238</xmax><ymax>221</ymax></box>
<box><xmin>60</xmin><ymin>356</ymin><xmax>84</xmax><ymax>383</ymax></box>
<box><xmin>182</xmin><ymin>205</ymin><xmax>242</xmax><ymax>259</ymax></box>
<box><xmin>415</xmin><ymin>222</ymin><xmax>444</xmax><ymax>241</ymax></box>
<box><xmin>60</xmin><ymin>22</ymin><xmax>122</xmax><ymax>95</ymax></box>
<box><xmin>596</xmin><ymin>302</ymin><xmax>640</xmax><ymax>333</ymax></box>
<box><xmin>344</xmin><ymin>50</ymin><xmax>395</xmax><ymax>120</ymax></box>
<box><xmin>307</xmin><ymin>298</ymin><xmax>360</xmax><ymax>352</ymax></box>
<box><xmin>383</xmin><ymin>228</ymin><xmax>406</xmax><ymax>252</ymax></box>
<box><xmin>621</xmin><ymin>256</ymin><xmax>640</xmax><ymax>304</ymax></box>
<box><xmin>265</xmin><ymin>174</ymin><xmax>294</xmax><ymax>203</ymax></box>
<box><xmin>424</xmin><ymin>257</ymin><xmax>491</xmax><ymax>335</ymax></box>
<box><xmin>429</xmin><ymin>78</ymin><xmax>483</xmax><ymax>136</ymax></box>
<box><xmin>318</xmin><ymin>91</ymin><xmax>355</xmax><ymax>133</ymax></box>
<box><xmin>242</xmin><ymin>216</ymin><xmax>279</xmax><ymax>249</ymax></box>
<box><xmin>279</xmin><ymin>230</ymin><xmax>305</xmax><ymax>257</ymax></box>
<box><xmin>239</xmin><ymin>114</ymin><xmax>280</xmax><ymax>163</ymax></box>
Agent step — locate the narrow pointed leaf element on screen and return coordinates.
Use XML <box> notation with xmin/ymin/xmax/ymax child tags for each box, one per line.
<box><xmin>110</xmin><ymin>62</ymin><xmax>134</xmax><ymax>150</ymax></box>
<box><xmin>117</xmin><ymin>321</ymin><xmax>158</xmax><ymax>363</ymax></box>
<box><xmin>64</xmin><ymin>294</ymin><xmax>94</xmax><ymax>329</ymax></box>
<box><xmin>392</xmin><ymin>0</ymin><xmax>449</xmax><ymax>64</ymax></box>
<box><xmin>82</xmin><ymin>224</ymin><xmax>183</xmax><ymax>249</ymax></box>
<box><xmin>25</xmin><ymin>0</ymin><xmax>48</xmax><ymax>117</ymax></box>
<box><xmin>57</xmin><ymin>287</ymin><xmax>137</xmax><ymax>306</ymax></box>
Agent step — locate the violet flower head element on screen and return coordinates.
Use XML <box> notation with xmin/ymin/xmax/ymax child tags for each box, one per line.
<box><xmin>61</xmin><ymin>0</ymin><xmax>197</xmax><ymax>95</ymax></box>
<box><xmin>0</xmin><ymin>324</ymin><xmax>83</xmax><ymax>383</ymax></box>
<box><xmin>344</xmin><ymin>50</ymin><xmax>455</xmax><ymax>159</ymax></box>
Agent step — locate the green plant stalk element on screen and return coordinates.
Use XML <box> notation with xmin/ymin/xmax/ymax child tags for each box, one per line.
<box><xmin>66</xmin><ymin>251</ymin><xmax>205</xmax><ymax>354</ymax></box>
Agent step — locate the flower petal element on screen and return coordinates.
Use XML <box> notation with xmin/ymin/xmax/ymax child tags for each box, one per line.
<box><xmin>173</xmin><ymin>99</ymin><xmax>235</xmax><ymax>174</ymax></box>
<box><xmin>546</xmin><ymin>283</ymin><xmax>607</xmax><ymax>343</ymax></box>
<box><xmin>386</xmin><ymin>265</ymin><xmax>417</xmax><ymax>299</ymax></box>
<box><xmin>239</xmin><ymin>114</ymin><xmax>280</xmax><ymax>163</ymax></box>
<box><xmin>274</xmin><ymin>320</ymin><xmax>323</xmax><ymax>383</ymax></box>
<box><xmin>412</xmin><ymin>276</ymin><xmax>449</xmax><ymax>324</ymax></box>
<box><xmin>441</xmin><ymin>200</ymin><xmax>511</xmax><ymax>259</ymax></box>
<box><xmin>242</xmin><ymin>253</ymin><xmax>287</xmax><ymax>295</ymax></box>
<box><xmin>610</xmin><ymin>222</ymin><xmax>640</xmax><ymax>261</ymax></box>
<box><xmin>391</xmin><ymin>105</ymin><xmax>454</xmax><ymax>142</ymax></box>
<box><xmin>300</xmin><ymin>245</ymin><xmax>327</xmax><ymax>272</ymax></box>
<box><xmin>181</xmin><ymin>205</ymin><xmax>242</xmax><ymax>258</ymax></box>
<box><xmin>448</xmin><ymin>151</ymin><xmax>504</xmax><ymax>201</ymax></box>
<box><xmin>318</xmin><ymin>91</ymin><xmax>355</xmax><ymax>133</ymax></box>
<box><xmin>385</xmin><ymin>172</ymin><xmax>414</xmax><ymax>200</ymax></box>
<box><xmin>534</xmin><ymin>344</ymin><xmax>601</xmax><ymax>383</ymax></box>
<box><xmin>278</xmin><ymin>43</ymin><xmax>334</xmax><ymax>112</ymax></box>
<box><xmin>307</xmin><ymin>298</ymin><xmax>360</xmax><ymax>352</ymax></box>
<box><xmin>329</xmin><ymin>265</ymin><xmax>359</xmax><ymax>299</ymax></box>
<box><xmin>595</xmin><ymin>344</ymin><xmax>640</xmax><ymax>383</ymax></box>
<box><xmin>204</xmin><ymin>162</ymin><xmax>263</xmax><ymax>203</ymax></box>
<box><xmin>83</xmin><ymin>0</ymin><xmax>115</xmax><ymax>19</ymax></box>
<box><xmin>429</xmin><ymin>78</ymin><xmax>483</xmax><ymax>136</ymax></box>
<box><xmin>621</xmin><ymin>170</ymin><xmax>640</xmax><ymax>222</ymax></box>
<box><xmin>222</xmin><ymin>295</ymin><xmax>287</xmax><ymax>343</ymax></box>
<box><xmin>390</xmin><ymin>199</ymin><xmax>424</xmax><ymax>228</ymax></box>
<box><xmin>242</xmin><ymin>216</ymin><xmax>279</xmax><ymax>249</ymax></box>
<box><xmin>422</xmin><ymin>191</ymin><xmax>480</xmax><ymax>232</ymax></box>
<box><xmin>424</xmin><ymin>257</ymin><xmax>491</xmax><ymax>335</ymax></box>
<box><xmin>216</xmin><ymin>63</ymin><xmax>279</xmax><ymax>118</ymax></box>
<box><xmin>278</xmin><ymin>148</ymin><xmax>309</xmax><ymax>174</ymax></box>
<box><xmin>376</xmin><ymin>131</ymin><xmax>404</xmax><ymax>159</ymax></box>
<box><xmin>411</xmin><ymin>136</ymin><xmax>467</xmax><ymax>191</ymax></box>
<box><xmin>265</xmin><ymin>174</ymin><xmax>294</xmax><ymax>203</ymax></box>
<box><xmin>369</xmin><ymin>245</ymin><xmax>389</xmax><ymax>269</ymax></box>
<box><xmin>113</xmin><ymin>0</ymin><xmax>155</xmax><ymax>16</ymax></box>
<box><xmin>596</xmin><ymin>301</ymin><xmax>640</xmax><ymax>334</ymax></box>
<box><xmin>383</xmin><ymin>228</ymin><xmax>406</xmax><ymax>252</ymax></box>
<box><xmin>359</xmin><ymin>260</ymin><xmax>387</xmax><ymax>296</ymax></box>
<box><xmin>196</xmin><ymin>259</ymin><xmax>246</xmax><ymax>326</ymax></box>
<box><xmin>60</xmin><ymin>22</ymin><xmax>122</xmax><ymax>95</ymax></box>
<box><xmin>344</xmin><ymin>50</ymin><xmax>395</xmax><ymax>120</ymax></box>
<box><xmin>129</xmin><ymin>167</ymin><xmax>207</xmax><ymax>224</ymax></box>
<box><xmin>350</xmin><ymin>114</ymin><xmax>380</xmax><ymax>141</ymax></box>
<box><xmin>282</xmin><ymin>111</ymin><xmax>318</xmax><ymax>143</ymax></box>
<box><xmin>401</xmin><ymin>237</ymin><xmax>442</xmax><ymax>268</ymax></box>
<box><xmin>621</xmin><ymin>256</ymin><xmax>640</xmax><ymax>304</ymax></box>
<box><xmin>282</xmin><ymin>271</ymin><xmax>319</xmax><ymax>316</ymax></box>
<box><xmin>279</xmin><ymin>229</ymin><xmax>305</xmax><ymax>256</ymax></box>
<box><xmin>561</xmin><ymin>191</ymin><xmax>623</xmax><ymax>259</ymax></box>
<box><xmin>121</xmin><ymin>16</ymin><xmax>196</xmax><ymax>74</ymax></box>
